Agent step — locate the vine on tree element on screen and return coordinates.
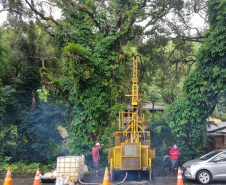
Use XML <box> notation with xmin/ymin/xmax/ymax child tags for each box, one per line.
<box><xmin>168</xmin><ymin>0</ymin><xmax>226</xmax><ymax>162</ymax></box>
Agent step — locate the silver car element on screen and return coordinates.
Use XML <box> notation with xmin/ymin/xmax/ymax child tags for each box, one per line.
<box><xmin>182</xmin><ymin>149</ymin><xmax>226</xmax><ymax>184</ymax></box>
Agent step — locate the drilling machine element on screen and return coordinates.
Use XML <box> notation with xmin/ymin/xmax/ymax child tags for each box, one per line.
<box><xmin>108</xmin><ymin>54</ymin><xmax>155</xmax><ymax>181</ymax></box>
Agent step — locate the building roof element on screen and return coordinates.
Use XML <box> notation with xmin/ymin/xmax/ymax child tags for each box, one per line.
<box><xmin>208</xmin><ymin>116</ymin><xmax>226</xmax><ymax>121</ymax></box>
<box><xmin>218</xmin><ymin>128</ymin><xmax>226</xmax><ymax>133</ymax></box>
<box><xmin>208</xmin><ymin>133</ymin><xmax>226</xmax><ymax>136</ymax></box>
<box><xmin>207</xmin><ymin>122</ymin><xmax>226</xmax><ymax>132</ymax></box>
<box><xmin>143</xmin><ymin>102</ymin><xmax>165</xmax><ymax>111</ymax></box>
<box><xmin>127</xmin><ymin>102</ymin><xmax>165</xmax><ymax>111</ymax></box>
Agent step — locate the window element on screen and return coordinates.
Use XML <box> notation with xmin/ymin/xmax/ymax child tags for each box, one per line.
<box><xmin>213</xmin><ymin>152</ymin><xmax>226</xmax><ymax>162</ymax></box>
<box><xmin>200</xmin><ymin>151</ymin><xmax>222</xmax><ymax>160</ymax></box>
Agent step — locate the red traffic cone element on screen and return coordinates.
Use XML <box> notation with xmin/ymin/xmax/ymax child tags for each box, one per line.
<box><xmin>177</xmin><ymin>167</ymin><xmax>184</xmax><ymax>185</ymax></box>
<box><xmin>33</xmin><ymin>168</ymin><xmax>40</xmax><ymax>185</ymax></box>
<box><xmin>69</xmin><ymin>178</ymin><xmax>74</xmax><ymax>185</ymax></box>
<box><xmin>3</xmin><ymin>168</ymin><xmax>12</xmax><ymax>185</ymax></box>
<box><xmin>102</xmin><ymin>167</ymin><xmax>110</xmax><ymax>185</ymax></box>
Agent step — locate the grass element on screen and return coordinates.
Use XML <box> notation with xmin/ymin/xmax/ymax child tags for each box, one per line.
<box><xmin>0</xmin><ymin>162</ymin><xmax>55</xmax><ymax>178</ymax></box>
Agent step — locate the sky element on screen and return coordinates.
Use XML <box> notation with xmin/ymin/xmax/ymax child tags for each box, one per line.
<box><xmin>0</xmin><ymin>4</ymin><xmax>62</xmax><ymax>25</ymax></box>
<box><xmin>0</xmin><ymin>9</ymin><xmax>7</xmax><ymax>25</ymax></box>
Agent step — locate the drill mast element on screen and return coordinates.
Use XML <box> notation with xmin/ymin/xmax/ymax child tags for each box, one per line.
<box><xmin>121</xmin><ymin>54</ymin><xmax>146</xmax><ymax>143</ymax></box>
<box><xmin>108</xmin><ymin>54</ymin><xmax>155</xmax><ymax>180</ymax></box>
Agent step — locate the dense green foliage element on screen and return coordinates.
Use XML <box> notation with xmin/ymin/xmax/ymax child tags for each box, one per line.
<box><xmin>1</xmin><ymin>67</ymin><xmax>63</xmax><ymax>163</ymax></box>
<box><xmin>168</xmin><ymin>0</ymin><xmax>226</xmax><ymax>162</ymax></box>
<box><xmin>48</xmin><ymin>1</ymin><xmax>143</xmax><ymax>163</ymax></box>
<box><xmin>0</xmin><ymin>160</ymin><xmax>55</xmax><ymax>177</ymax></box>
<box><xmin>2</xmin><ymin>0</ymin><xmax>226</xmax><ymax>168</ymax></box>
<box><xmin>0</xmin><ymin>30</ymin><xmax>7</xmax><ymax>123</ymax></box>
<box><xmin>0</xmin><ymin>23</ymin><xmax>63</xmax><ymax>164</ymax></box>
<box><xmin>147</xmin><ymin>116</ymin><xmax>175</xmax><ymax>164</ymax></box>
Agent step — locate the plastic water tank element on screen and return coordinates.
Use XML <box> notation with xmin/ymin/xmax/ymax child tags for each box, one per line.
<box><xmin>56</xmin><ymin>156</ymin><xmax>85</xmax><ymax>181</ymax></box>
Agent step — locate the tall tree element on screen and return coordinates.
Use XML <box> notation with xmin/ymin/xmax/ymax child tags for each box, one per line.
<box><xmin>0</xmin><ymin>0</ymin><xmax>212</xmax><ymax>160</ymax></box>
<box><xmin>168</xmin><ymin>0</ymin><xmax>226</xmax><ymax>162</ymax></box>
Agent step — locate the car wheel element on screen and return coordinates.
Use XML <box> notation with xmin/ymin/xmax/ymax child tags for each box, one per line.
<box><xmin>197</xmin><ymin>170</ymin><xmax>211</xmax><ymax>184</ymax></box>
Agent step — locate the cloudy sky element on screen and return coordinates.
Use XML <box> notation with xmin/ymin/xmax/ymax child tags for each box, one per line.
<box><xmin>0</xmin><ymin>4</ymin><xmax>205</xmax><ymax>32</ymax></box>
<box><xmin>0</xmin><ymin>10</ymin><xmax>7</xmax><ymax>25</ymax></box>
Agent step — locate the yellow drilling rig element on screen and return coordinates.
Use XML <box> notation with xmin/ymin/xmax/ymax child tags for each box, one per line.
<box><xmin>108</xmin><ymin>54</ymin><xmax>155</xmax><ymax>181</ymax></box>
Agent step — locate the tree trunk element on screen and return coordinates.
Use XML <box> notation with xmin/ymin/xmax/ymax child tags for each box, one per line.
<box><xmin>41</xmin><ymin>59</ymin><xmax>45</xmax><ymax>68</ymax></box>
<box><xmin>152</xmin><ymin>101</ymin><xmax>154</xmax><ymax>122</ymax></box>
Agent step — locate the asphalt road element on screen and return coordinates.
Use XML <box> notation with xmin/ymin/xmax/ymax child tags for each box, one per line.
<box><xmin>1</xmin><ymin>177</ymin><xmax>226</xmax><ymax>185</ymax></box>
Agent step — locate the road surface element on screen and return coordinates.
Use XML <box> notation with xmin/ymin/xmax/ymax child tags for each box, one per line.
<box><xmin>1</xmin><ymin>177</ymin><xmax>226</xmax><ymax>185</ymax></box>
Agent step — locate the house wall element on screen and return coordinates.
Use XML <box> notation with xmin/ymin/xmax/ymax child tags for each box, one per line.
<box><xmin>215</xmin><ymin>137</ymin><xmax>224</xmax><ymax>149</ymax></box>
<box><xmin>208</xmin><ymin>117</ymin><xmax>222</xmax><ymax>123</ymax></box>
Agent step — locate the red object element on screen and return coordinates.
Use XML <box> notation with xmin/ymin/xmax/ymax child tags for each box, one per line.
<box><xmin>91</xmin><ymin>145</ymin><xmax>100</xmax><ymax>160</ymax></box>
<box><xmin>170</xmin><ymin>148</ymin><xmax>181</xmax><ymax>159</ymax></box>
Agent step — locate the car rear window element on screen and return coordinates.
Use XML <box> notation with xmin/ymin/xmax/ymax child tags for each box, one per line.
<box><xmin>200</xmin><ymin>151</ymin><xmax>222</xmax><ymax>160</ymax></box>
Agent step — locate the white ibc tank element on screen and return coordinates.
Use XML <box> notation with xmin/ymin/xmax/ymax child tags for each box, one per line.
<box><xmin>56</xmin><ymin>155</ymin><xmax>85</xmax><ymax>181</ymax></box>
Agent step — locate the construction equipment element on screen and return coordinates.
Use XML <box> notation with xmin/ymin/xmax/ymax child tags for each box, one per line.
<box><xmin>108</xmin><ymin>54</ymin><xmax>155</xmax><ymax>181</ymax></box>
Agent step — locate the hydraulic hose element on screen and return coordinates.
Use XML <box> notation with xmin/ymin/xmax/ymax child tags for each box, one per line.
<box><xmin>112</xmin><ymin>172</ymin><xmax>128</xmax><ymax>185</ymax></box>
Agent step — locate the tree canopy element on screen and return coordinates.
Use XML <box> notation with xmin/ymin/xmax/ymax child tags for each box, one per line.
<box><xmin>168</xmin><ymin>0</ymin><xmax>226</xmax><ymax>161</ymax></box>
<box><xmin>0</xmin><ymin>0</ymin><xmax>226</xmax><ymax>166</ymax></box>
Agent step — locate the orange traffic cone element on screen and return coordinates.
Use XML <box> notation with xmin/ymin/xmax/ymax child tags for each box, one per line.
<box><xmin>3</xmin><ymin>168</ymin><xmax>12</xmax><ymax>185</ymax></box>
<box><xmin>102</xmin><ymin>167</ymin><xmax>110</xmax><ymax>185</ymax></box>
<box><xmin>177</xmin><ymin>167</ymin><xmax>184</xmax><ymax>185</ymax></box>
<box><xmin>33</xmin><ymin>168</ymin><xmax>40</xmax><ymax>185</ymax></box>
<box><xmin>69</xmin><ymin>178</ymin><xmax>74</xmax><ymax>185</ymax></box>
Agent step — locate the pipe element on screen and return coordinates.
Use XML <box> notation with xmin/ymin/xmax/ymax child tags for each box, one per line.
<box><xmin>144</xmin><ymin>133</ymin><xmax>146</xmax><ymax>145</ymax></box>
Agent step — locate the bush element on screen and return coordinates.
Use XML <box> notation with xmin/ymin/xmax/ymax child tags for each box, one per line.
<box><xmin>152</xmin><ymin>156</ymin><xmax>164</xmax><ymax>165</ymax></box>
<box><xmin>0</xmin><ymin>161</ymin><xmax>55</xmax><ymax>177</ymax></box>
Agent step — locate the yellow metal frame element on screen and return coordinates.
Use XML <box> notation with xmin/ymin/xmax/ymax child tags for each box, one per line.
<box><xmin>109</xmin><ymin>54</ymin><xmax>155</xmax><ymax>172</ymax></box>
<box><xmin>149</xmin><ymin>158</ymin><xmax>152</xmax><ymax>172</ymax></box>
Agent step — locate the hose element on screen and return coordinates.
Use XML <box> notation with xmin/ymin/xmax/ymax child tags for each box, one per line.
<box><xmin>125</xmin><ymin>180</ymin><xmax>148</xmax><ymax>184</ymax></box>
<box><xmin>75</xmin><ymin>158</ymin><xmax>128</xmax><ymax>185</ymax></box>
<box><xmin>112</xmin><ymin>172</ymin><xmax>128</xmax><ymax>185</ymax></box>
<box><xmin>77</xmin><ymin>159</ymin><xmax>100</xmax><ymax>185</ymax></box>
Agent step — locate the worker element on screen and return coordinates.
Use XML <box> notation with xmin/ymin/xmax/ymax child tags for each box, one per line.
<box><xmin>169</xmin><ymin>144</ymin><xmax>180</xmax><ymax>174</ymax></box>
<box><xmin>91</xmin><ymin>143</ymin><xmax>100</xmax><ymax>176</ymax></box>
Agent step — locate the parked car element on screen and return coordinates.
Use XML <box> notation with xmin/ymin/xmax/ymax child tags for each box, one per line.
<box><xmin>182</xmin><ymin>149</ymin><xmax>226</xmax><ymax>184</ymax></box>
